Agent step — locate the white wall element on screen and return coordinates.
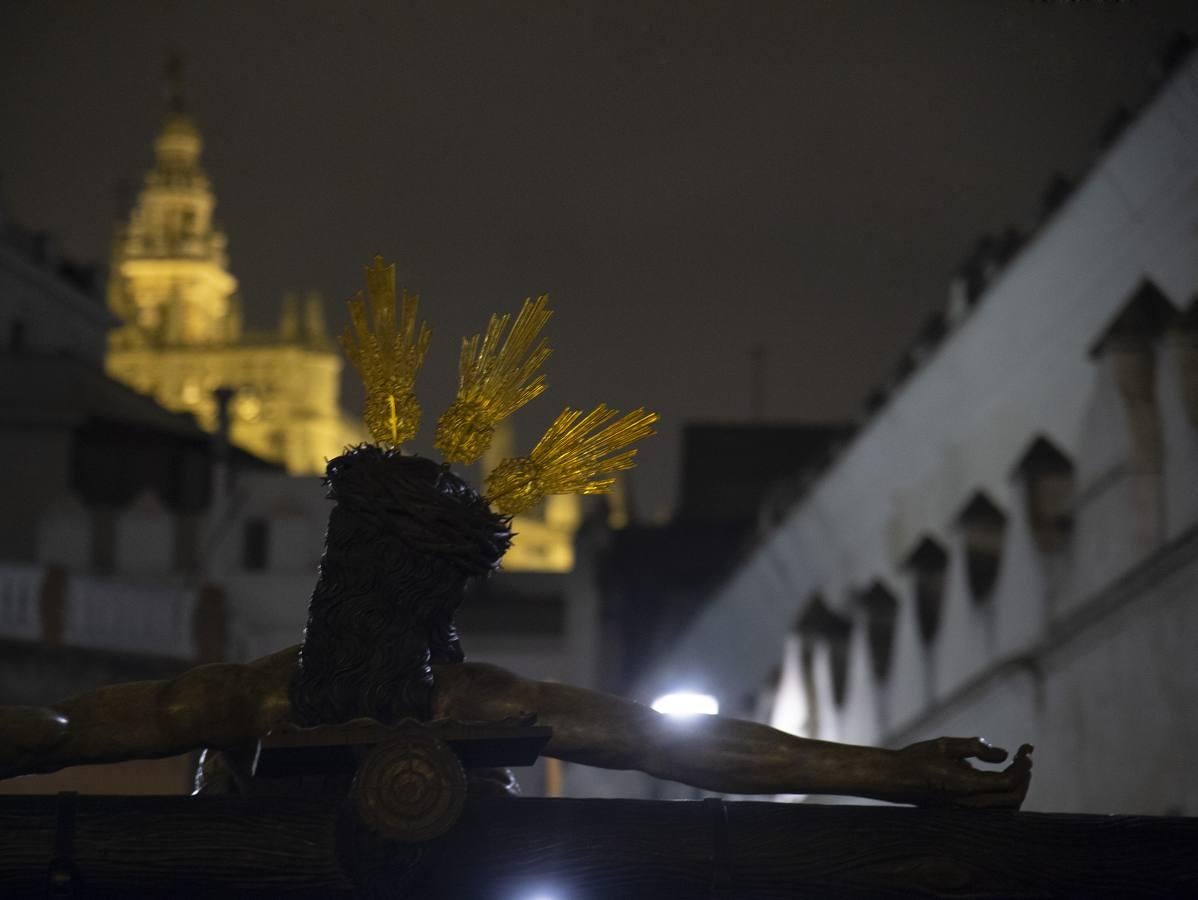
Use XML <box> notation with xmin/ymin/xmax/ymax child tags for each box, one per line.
<box><xmin>638</xmin><ymin>54</ymin><xmax>1198</xmax><ymax>814</ymax></box>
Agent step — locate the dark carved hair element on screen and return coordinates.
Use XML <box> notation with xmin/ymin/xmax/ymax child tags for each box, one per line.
<box><xmin>289</xmin><ymin>445</ymin><xmax>512</xmax><ymax>727</ymax></box>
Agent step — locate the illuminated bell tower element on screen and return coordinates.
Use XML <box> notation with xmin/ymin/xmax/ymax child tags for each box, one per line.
<box><xmin>106</xmin><ymin>59</ymin><xmax>364</xmax><ymax>474</ymax></box>
<box><xmin>108</xmin><ymin>58</ymin><xmax>239</xmax><ymax>355</ymax></box>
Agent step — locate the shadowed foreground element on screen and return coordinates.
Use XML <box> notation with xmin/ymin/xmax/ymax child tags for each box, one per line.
<box><xmin>1</xmin><ymin>794</ymin><xmax>1195</xmax><ymax>898</ymax></box>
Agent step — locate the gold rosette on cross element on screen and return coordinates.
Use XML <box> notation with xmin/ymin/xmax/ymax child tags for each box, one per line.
<box><xmin>340</xmin><ymin>256</ymin><xmax>432</xmax><ymax>448</ymax></box>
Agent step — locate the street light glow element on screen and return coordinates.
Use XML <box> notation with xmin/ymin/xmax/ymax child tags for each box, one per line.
<box><xmin>651</xmin><ymin>691</ymin><xmax>719</xmax><ymax>716</ymax></box>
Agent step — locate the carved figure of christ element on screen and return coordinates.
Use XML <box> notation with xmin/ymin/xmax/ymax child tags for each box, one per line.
<box><xmin>0</xmin><ymin>449</ymin><xmax>1032</xmax><ymax>807</ymax></box>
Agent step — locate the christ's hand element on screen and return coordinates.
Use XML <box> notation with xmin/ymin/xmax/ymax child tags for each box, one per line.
<box><xmin>891</xmin><ymin>737</ymin><xmax>1033</xmax><ymax>809</ymax></box>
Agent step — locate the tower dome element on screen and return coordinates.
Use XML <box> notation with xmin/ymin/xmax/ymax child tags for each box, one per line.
<box><xmin>153</xmin><ymin>112</ymin><xmax>202</xmax><ymax>168</ymax></box>
<box><xmin>152</xmin><ymin>54</ymin><xmax>202</xmax><ymax>171</ymax></box>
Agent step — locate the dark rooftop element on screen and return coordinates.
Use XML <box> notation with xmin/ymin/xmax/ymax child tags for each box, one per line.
<box><xmin>676</xmin><ymin>422</ymin><xmax>854</xmax><ymax>525</ymax></box>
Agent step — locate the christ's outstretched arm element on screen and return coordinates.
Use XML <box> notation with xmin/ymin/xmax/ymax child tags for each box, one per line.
<box><xmin>0</xmin><ymin>649</ymin><xmax>295</xmax><ymax>781</ymax></box>
<box><xmin>433</xmin><ymin>662</ymin><xmax>1033</xmax><ymax>808</ymax></box>
<box><xmin>1</xmin><ymin>650</ymin><xmax>1030</xmax><ymax>808</ymax></box>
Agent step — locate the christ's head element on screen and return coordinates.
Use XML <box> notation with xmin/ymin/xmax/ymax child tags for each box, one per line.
<box><xmin>289</xmin><ymin>445</ymin><xmax>512</xmax><ymax>727</ymax></box>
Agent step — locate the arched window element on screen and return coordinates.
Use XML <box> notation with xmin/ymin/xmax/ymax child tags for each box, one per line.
<box><xmin>903</xmin><ymin>536</ymin><xmax>948</xmax><ymax>644</ymax></box>
<box><xmin>1013</xmin><ymin>436</ymin><xmax>1075</xmax><ymax>554</ymax></box>
<box><xmin>1174</xmin><ymin>299</ymin><xmax>1198</xmax><ymax>429</ymax></box>
<box><xmin>242</xmin><ymin>518</ymin><xmax>270</xmax><ymax>571</ymax></box>
<box><xmin>754</xmin><ymin>663</ymin><xmax>783</xmax><ymax>724</ymax></box>
<box><xmin>1089</xmin><ymin>279</ymin><xmax>1178</xmax><ymax>472</ymax></box>
<box><xmin>955</xmin><ymin>493</ymin><xmax>1007</xmax><ymax>603</ymax></box>
<box><xmin>858</xmin><ymin>581</ymin><xmax>898</xmax><ymax>681</ymax></box>
<box><xmin>800</xmin><ymin>644</ymin><xmax>820</xmax><ymax>738</ymax></box>
<box><xmin>795</xmin><ymin>593</ymin><xmax>852</xmax><ymax>707</ymax></box>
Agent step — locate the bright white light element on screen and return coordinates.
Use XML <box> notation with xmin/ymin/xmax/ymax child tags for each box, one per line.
<box><xmin>651</xmin><ymin>691</ymin><xmax>719</xmax><ymax>716</ymax></box>
<box><xmin>516</xmin><ymin>883</ymin><xmax>561</xmax><ymax>900</ymax></box>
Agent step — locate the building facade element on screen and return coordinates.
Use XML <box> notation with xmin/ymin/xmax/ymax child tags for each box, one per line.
<box><xmin>0</xmin><ymin>210</ymin><xmax>585</xmax><ymax>801</ymax></box>
<box><xmin>0</xmin><ymin>212</ymin><xmax>261</xmax><ymax>794</ymax></box>
<box><xmin>102</xmin><ymin>65</ymin><xmax>582</xmax><ymax>572</ymax></box>
<box><xmin>638</xmin><ymin>47</ymin><xmax>1198</xmax><ymax>814</ymax></box>
<box><xmin>104</xmin><ymin>71</ymin><xmax>364</xmax><ymax>475</ymax></box>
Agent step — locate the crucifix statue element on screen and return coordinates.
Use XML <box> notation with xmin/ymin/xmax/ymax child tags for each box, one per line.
<box><xmin>0</xmin><ymin>258</ymin><xmax>1032</xmax><ymax>809</ymax></box>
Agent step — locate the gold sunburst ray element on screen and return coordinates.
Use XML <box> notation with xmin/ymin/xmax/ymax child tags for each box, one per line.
<box><xmin>339</xmin><ymin>256</ymin><xmax>431</xmax><ymax>447</ymax></box>
<box><xmin>484</xmin><ymin>405</ymin><xmax>659</xmax><ymax>515</ymax></box>
<box><xmin>435</xmin><ymin>295</ymin><xmax>553</xmax><ymax>464</ymax></box>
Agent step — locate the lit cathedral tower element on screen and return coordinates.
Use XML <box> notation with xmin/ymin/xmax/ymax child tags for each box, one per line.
<box><xmin>106</xmin><ymin>59</ymin><xmax>364</xmax><ymax>474</ymax></box>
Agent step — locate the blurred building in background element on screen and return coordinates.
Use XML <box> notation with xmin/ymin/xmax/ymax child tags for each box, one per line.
<box><xmin>103</xmin><ymin>61</ymin><xmax>582</xmax><ymax>577</ymax></box>
<box><xmin>581</xmin><ymin>422</ymin><xmax>851</xmax><ymax>699</ymax></box>
<box><xmin>0</xmin><ymin>218</ymin><xmax>586</xmax><ymax>795</ymax></box>
<box><xmin>557</xmin><ymin>422</ymin><xmax>852</xmax><ymax>798</ymax></box>
<box><xmin>0</xmin><ymin>211</ymin><xmax>275</xmax><ymax>793</ymax></box>
<box><xmin>104</xmin><ymin>62</ymin><xmax>364</xmax><ymax>475</ymax></box>
<box><xmin>636</xmin><ymin>43</ymin><xmax>1198</xmax><ymax>814</ymax></box>
<box><xmin>0</xmin><ymin>62</ymin><xmax>586</xmax><ymax>798</ymax></box>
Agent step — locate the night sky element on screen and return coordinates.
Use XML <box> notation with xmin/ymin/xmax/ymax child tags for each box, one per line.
<box><xmin>3</xmin><ymin>2</ymin><xmax>1196</xmax><ymax>516</ymax></box>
